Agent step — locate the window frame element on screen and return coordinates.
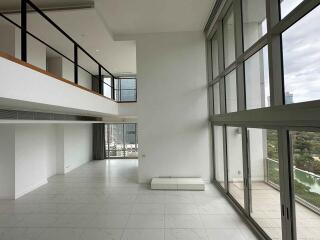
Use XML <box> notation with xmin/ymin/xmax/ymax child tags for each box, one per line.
<box><xmin>206</xmin><ymin>1</ymin><xmax>320</xmax><ymax>240</ymax></box>
<box><xmin>115</xmin><ymin>77</ymin><xmax>137</xmax><ymax>103</ymax></box>
<box><xmin>105</xmin><ymin>123</ymin><xmax>138</xmax><ymax>159</ymax></box>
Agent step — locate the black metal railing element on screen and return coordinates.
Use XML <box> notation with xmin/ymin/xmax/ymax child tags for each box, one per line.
<box><xmin>0</xmin><ymin>0</ymin><xmax>116</xmax><ymax>100</ymax></box>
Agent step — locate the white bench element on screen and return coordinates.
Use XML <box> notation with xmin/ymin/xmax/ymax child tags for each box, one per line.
<box><xmin>151</xmin><ymin>177</ymin><xmax>205</xmax><ymax>191</ymax></box>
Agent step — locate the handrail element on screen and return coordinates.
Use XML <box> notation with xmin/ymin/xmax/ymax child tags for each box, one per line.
<box><xmin>0</xmin><ymin>12</ymin><xmax>93</xmax><ymax>77</ymax></box>
<box><xmin>267</xmin><ymin>157</ymin><xmax>320</xmax><ymax>179</ymax></box>
<box><xmin>0</xmin><ymin>0</ymin><xmax>115</xmax><ymax>98</ymax></box>
<box><xmin>25</xmin><ymin>0</ymin><xmax>114</xmax><ymax>78</ymax></box>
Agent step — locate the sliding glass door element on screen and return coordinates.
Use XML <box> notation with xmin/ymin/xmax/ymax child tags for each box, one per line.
<box><xmin>248</xmin><ymin>128</ymin><xmax>283</xmax><ymax>239</ymax></box>
<box><xmin>106</xmin><ymin>123</ymin><xmax>138</xmax><ymax>158</ymax></box>
<box><xmin>289</xmin><ymin>131</ymin><xmax>320</xmax><ymax>240</ymax></box>
<box><xmin>227</xmin><ymin>126</ymin><xmax>245</xmax><ymax>208</ymax></box>
<box><xmin>124</xmin><ymin>123</ymin><xmax>138</xmax><ymax>158</ymax></box>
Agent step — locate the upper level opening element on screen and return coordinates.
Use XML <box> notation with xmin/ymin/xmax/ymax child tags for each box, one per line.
<box><xmin>0</xmin><ymin>0</ymin><xmax>137</xmax><ymax>103</ymax></box>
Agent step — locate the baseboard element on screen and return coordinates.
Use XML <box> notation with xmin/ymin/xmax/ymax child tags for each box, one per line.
<box><xmin>15</xmin><ymin>179</ymin><xmax>48</xmax><ymax>199</ymax></box>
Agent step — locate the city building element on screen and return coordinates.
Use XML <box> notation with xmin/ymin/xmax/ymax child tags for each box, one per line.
<box><xmin>0</xmin><ymin>0</ymin><xmax>319</xmax><ymax>239</ymax></box>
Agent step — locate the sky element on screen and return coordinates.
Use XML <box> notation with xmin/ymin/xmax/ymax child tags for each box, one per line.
<box><xmin>281</xmin><ymin>0</ymin><xmax>320</xmax><ymax>104</ymax></box>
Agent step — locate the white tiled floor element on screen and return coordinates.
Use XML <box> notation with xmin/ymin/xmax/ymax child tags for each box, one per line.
<box><xmin>0</xmin><ymin>159</ymin><xmax>258</xmax><ymax>240</ymax></box>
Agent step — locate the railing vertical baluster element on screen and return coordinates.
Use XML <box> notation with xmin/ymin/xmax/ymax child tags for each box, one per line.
<box><xmin>111</xmin><ymin>77</ymin><xmax>115</xmax><ymax>100</ymax></box>
<box><xmin>98</xmin><ymin>65</ymin><xmax>103</xmax><ymax>95</ymax></box>
<box><xmin>74</xmin><ymin>43</ymin><xmax>78</xmax><ymax>84</ymax></box>
<box><xmin>21</xmin><ymin>0</ymin><xmax>27</xmax><ymax>61</ymax></box>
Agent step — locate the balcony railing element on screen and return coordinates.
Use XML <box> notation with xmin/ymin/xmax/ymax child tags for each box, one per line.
<box><xmin>266</xmin><ymin>157</ymin><xmax>320</xmax><ymax>214</ymax></box>
<box><xmin>0</xmin><ymin>0</ymin><xmax>115</xmax><ymax>99</ymax></box>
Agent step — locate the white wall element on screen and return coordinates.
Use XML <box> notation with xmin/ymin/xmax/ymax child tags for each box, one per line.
<box><xmin>14</xmin><ymin>125</ymin><xmax>56</xmax><ymax>198</ymax></box>
<box><xmin>61</xmin><ymin>124</ymin><xmax>92</xmax><ymax>173</ymax></box>
<box><xmin>47</xmin><ymin>57</ymin><xmax>62</xmax><ymax>77</ymax></box>
<box><xmin>0</xmin><ymin>24</ymin><xmax>15</xmax><ymax>56</ymax></box>
<box><xmin>0</xmin><ymin>125</ymin><xmax>15</xmax><ymax>199</ymax></box>
<box><xmin>0</xmin><ymin>56</ymin><xmax>118</xmax><ymax>116</ymax></box>
<box><xmin>248</xmin><ymin>128</ymin><xmax>265</xmax><ymax>181</ymax></box>
<box><xmin>214</xmin><ymin>126</ymin><xmax>224</xmax><ymax>183</ymax></box>
<box><xmin>226</xmin><ymin>127</ymin><xmax>243</xmax><ymax>182</ymax></box>
<box><xmin>15</xmin><ymin>29</ymin><xmax>47</xmax><ymax>70</ymax></box>
<box><xmin>136</xmin><ymin>32</ymin><xmax>210</xmax><ymax>183</ymax></box>
<box><xmin>0</xmin><ymin>123</ymin><xmax>93</xmax><ymax>199</ymax></box>
<box><xmin>62</xmin><ymin>58</ymin><xmax>92</xmax><ymax>89</ymax></box>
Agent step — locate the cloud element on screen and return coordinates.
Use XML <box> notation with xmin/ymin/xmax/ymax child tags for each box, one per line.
<box><xmin>282</xmin><ymin>4</ymin><xmax>320</xmax><ymax>103</ymax></box>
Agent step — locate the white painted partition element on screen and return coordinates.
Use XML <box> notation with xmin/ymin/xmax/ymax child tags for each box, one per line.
<box><xmin>0</xmin><ymin>56</ymin><xmax>118</xmax><ymax>117</ymax></box>
<box><xmin>0</xmin><ymin>123</ymin><xmax>93</xmax><ymax>199</ymax></box>
<box><xmin>14</xmin><ymin>125</ymin><xmax>54</xmax><ymax>198</ymax></box>
<box><xmin>135</xmin><ymin>32</ymin><xmax>211</xmax><ymax>183</ymax></box>
<box><xmin>56</xmin><ymin>124</ymin><xmax>92</xmax><ymax>174</ymax></box>
<box><xmin>0</xmin><ymin>125</ymin><xmax>15</xmax><ymax>199</ymax></box>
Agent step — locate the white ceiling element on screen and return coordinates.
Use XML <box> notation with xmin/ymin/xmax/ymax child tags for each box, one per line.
<box><xmin>4</xmin><ymin>8</ymin><xmax>136</xmax><ymax>75</ymax></box>
<box><xmin>0</xmin><ymin>0</ymin><xmax>216</xmax><ymax>75</ymax></box>
<box><xmin>44</xmin><ymin>9</ymin><xmax>137</xmax><ymax>75</ymax></box>
<box><xmin>95</xmin><ymin>0</ymin><xmax>215</xmax><ymax>36</ymax></box>
<box><xmin>0</xmin><ymin>0</ymin><xmax>94</xmax><ymax>11</ymax></box>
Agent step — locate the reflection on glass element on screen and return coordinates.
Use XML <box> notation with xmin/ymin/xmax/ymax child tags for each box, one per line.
<box><xmin>282</xmin><ymin>6</ymin><xmax>320</xmax><ymax>104</ymax></box>
<box><xmin>211</xmin><ymin>33</ymin><xmax>219</xmax><ymax>78</ymax></box>
<box><xmin>213</xmin><ymin>83</ymin><xmax>220</xmax><ymax>114</ymax></box>
<box><xmin>208</xmin><ymin>86</ymin><xmax>213</xmax><ymax>116</ymax></box>
<box><xmin>106</xmin><ymin>123</ymin><xmax>138</xmax><ymax>158</ymax></box>
<box><xmin>115</xmin><ymin>78</ymin><xmax>137</xmax><ymax>102</ymax></box>
<box><xmin>281</xmin><ymin>0</ymin><xmax>304</xmax><ymax>18</ymax></box>
<box><xmin>242</xmin><ymin>0</ymin><xmax>267</xmax><ymax>50</ymax></box>
<box><xmin>248</xmin><ymin>128</ymin><xmax>282</xmax><ymax>239</ymax></box>
<box><xmin>124</xmin><ymin>124</ymin><xmax>138</xmax><ymax>158</ymax></box>
<box><xmin>266</xmin><ymin>130</ymin><xmax>280</xmax><ymax>186</ymax></box>
<box><xmin>225</xmin><ymin>70</ymin><xmax>237</xmax><ymax>113</ymax></box>
<box><xmin>121</xmin><ymin>78</ymin><xmax>136</xmax><ymax>89</ymax></box>
<box><xmin>108</xmin><ymin>124</ymin><xmax>124</xmax><ymax>157</ymax></box>
<box><xmin>214</xmin><ymin>126</ymin><xmax>225</xmax><ymax>188</ymax></box>
<box><xmin>121</xmin><ymin>90</ymin><xmax>136</xmax><ymax>102</ymax></box>
<box><xmin>289</xmin><ymin>131</ymin><xmax>320</xmax><ymax>239</ymax></box>
<box><xmin>245</xmin><ymin>46</ymin><xmax>270</xmax><ymax>110</ymax></box>
<box><xmin>227</xmin><ymin>126</ymin><xmax>244</xmax><ymax>207</ymax></box>
<box><xmin>103</xmin><ymin>77</ymin><xmax>112</xmax><ymax>98</ymax></box>
<box><xmin>104</xmin><ymin>77</ymin><xmax>111</xmax><ymax>86</ymax></box>
<box><xmin>103</xmin><ymin>84</ymin><xmax>112</xmax><ymax>98</ymax></box>
<box><xmin>223</xmin><ymin>9</ymin><xmax>235</xmax><ymax>67</ymax></box>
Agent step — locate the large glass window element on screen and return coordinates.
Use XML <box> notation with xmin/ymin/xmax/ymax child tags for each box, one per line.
<box><xmin>213</xmin><ymin>82</ymin><xmax>221</xmax><ymax>114</ymax></box>
<box><xmin>225</xmin><ymin>70</ymin><xmax>237</xmax><ymax>113</ymax></box>
<box><xmin>289</xmin><ymin>131</ymin><xmax>320</xmax><ymax>240</ymax></box>
<box><xmin>242</xmin><ymin>0</ymin><xmax>267</xmax><ymax>50</ymax></box>
<box><xmin>108</xmin><ymin>124</ymin><xmax>124</xmax><ymax>158</ymax></box>
<box><xmin>282</xmin><ymin>6</ymin><xmax>320</xmax><ymax>104</ymax></box>
<box><xmin>227</xmin><ymin>126</ymin><xmax>244</xmax><ymax>207</ymax></box>
<box><xmin>245</xmin><ymin>46</ymin><xmax>270</xmax><ymax>110</ymax></box>
<box><xmin>281</xmin><ymin>0</ymin><xmax>304</xmax><ymax>19</ymax></box>
<box><xmin>214</xmin><ymin>126</ymin><xmax>225</xmax><ymax>188</ymax></box>
<box><xmin>223</xmin><ymin>8</ymin><xmax>235</xmax><ymax>67</ymax></box>
<box><xmin>124</xmin><ymin>123</ymin><xmax>138</xmax><ymax>158</ymax></box>
<box><xmin>106</xmin><ymin>123</ymin><xmax>138</xmax><ymax>158</ymax></box>
<box><xmin>115</xmin><ymin>78</ymin><xmax>137</xmax><ymax>102</ymax></box>
<box><xmin>248</xmin><ymin>128</ymin><xmax>282</xmax><ymax>239</ymax></box>
<box><xmin>211</xmin><ymin>33</ymin><xmax>219</xmax><ymax>78</ymax></box>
